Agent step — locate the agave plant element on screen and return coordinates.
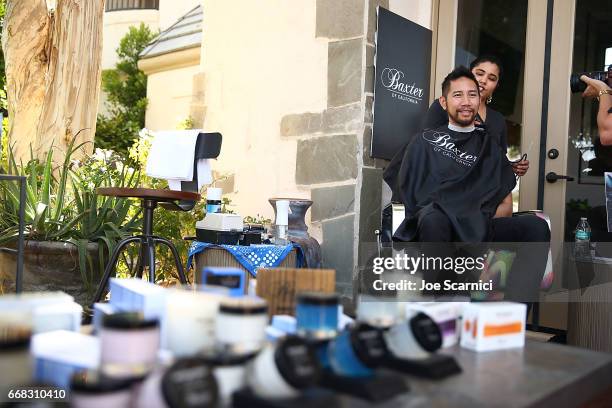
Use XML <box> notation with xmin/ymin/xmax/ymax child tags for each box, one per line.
<box><xmin>0</xmin><ymin>138</ymin><xmax>141</xmax><ymax>295</ymax></box>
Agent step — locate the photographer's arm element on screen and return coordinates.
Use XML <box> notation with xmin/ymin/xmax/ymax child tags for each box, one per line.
<box><xmin>581</xmin><ymin>75</ymin><xmax>612</xmax><ymax>145</ymax></box>
<box><xmin>494</xmin><ymin>193</ymin><xmax>513</xmax><ymax>218</ymax></box>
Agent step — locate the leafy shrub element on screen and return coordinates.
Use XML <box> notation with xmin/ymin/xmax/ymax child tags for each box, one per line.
<box><xmin>0</xmin><ymin>139</ymin><xmax>141</xmax><ymax>295</ymax></box>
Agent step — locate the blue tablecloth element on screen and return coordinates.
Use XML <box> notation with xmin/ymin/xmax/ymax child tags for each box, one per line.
<box><xmin>187</xmin><ymin>242</ymin><xmax>303</xmax><ymax>277</ymax></box>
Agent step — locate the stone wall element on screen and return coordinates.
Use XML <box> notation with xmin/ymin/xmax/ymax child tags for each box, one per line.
<box><xmin>279</xmin><ymin>0</ymin><xmax>389</xmax><ymax>304</ymax></box>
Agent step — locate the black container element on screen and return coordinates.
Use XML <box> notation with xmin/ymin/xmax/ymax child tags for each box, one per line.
<box><xmin>196</xmin><ymin>228</ymin><xmax>241</xmax><ymax>245</ymax></box>
<box><xmin>240</xmin><ymin>231</ymin><xmax>263</xmax><ymax>246</ymax></box>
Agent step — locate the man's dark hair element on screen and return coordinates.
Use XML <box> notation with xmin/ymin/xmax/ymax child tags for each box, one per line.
<box><xmin>441</xmin><ymin>66</ymin><xmax>479</xmax><ymax>97</ymax></box>
<box><xmin>470</xmin><ymin>54</ymin><xmax>504</xmax><ymax>81</ymax></box>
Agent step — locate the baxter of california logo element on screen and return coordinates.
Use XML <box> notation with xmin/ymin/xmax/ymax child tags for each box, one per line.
<box><xmin>380</xmin><ymin>67</ymin><xmax>424</xmax><ymax>104</ymax></box>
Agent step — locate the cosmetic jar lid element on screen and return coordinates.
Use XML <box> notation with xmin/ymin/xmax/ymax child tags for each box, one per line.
<box><xmin>161</xmin><ymin>357</ymin><xmax>219</xmax><ymax>408</ymax></box>
<box><xmin>70</xmin><ymin>370</ymin><xmax>135</xmax><ymax>394</ymax></box>
<box><xmin>200</xmin><ymin>351</ymin><xmax>254</xmax><ymax>367</ymax></box>
<box><xmin>206</xmin><ymin>187</ymin><xmax>222</xmax><ymax>201</ymax></box>
<box><xmin>274</xmin><ymin>336</ymin><xmax>320</xmax><ymax>389</ymax></box>
<box><xmin>0</xmin><ymin>326</ymin><xmax>31</xmax><ymax>351</ymax></box>
<box><xmin>349</xmin><ymin>322</ymin><xmax>388</xmax><ymax>368</ymax></box>
<box><xmin>296</xmin><ymin>292</ymin><xmax>339</xmax><ymax>306</ymax></box>
<box><xmin>219</xmin><ymin>297</ymin><xmax>268</xmax><ymax>315</ymax></box>
<box><xmin>409</xmin><ymin>312</ymin><xmax>443</xmax><ymax>352</ymax></box>
<box><xmin>102</xmin><ymin>312</ymin><xmax>159</xmax><ymax>330</ymax></box>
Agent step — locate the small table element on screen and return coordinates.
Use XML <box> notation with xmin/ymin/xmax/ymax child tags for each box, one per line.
<box><xmin>188</xmin><ymin>243</ymin><xmax>299</xmax><ymax>292</ymax></box>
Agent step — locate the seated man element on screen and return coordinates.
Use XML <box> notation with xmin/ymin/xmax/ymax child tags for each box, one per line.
<box><xmin>383</xmin><ymin>66</ymin><xmax>550</xmax><ymax>302</ymax></box>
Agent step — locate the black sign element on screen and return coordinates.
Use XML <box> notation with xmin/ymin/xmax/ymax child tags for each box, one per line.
<box><xmin>372</xmin><ymin>7</ymin><xmax>432</xmax><ymax>160</ymax></box>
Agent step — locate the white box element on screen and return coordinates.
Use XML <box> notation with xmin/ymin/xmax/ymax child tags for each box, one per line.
<box><xmin>31</xmin><ymin>331</ymin><xmax>100</xmax><ymax>389</ymax></box>
<box><xmin>0</xmin><ymin>292</ymin><xmax>82</xmax><ymax>333</ymax></box>
<box><xmin>406</xmin><ymin>302</ymin><xmax>463</xmax><ymax>348</ymax></box>
<box><xmin>460</xmin><ymin>302</ymin><xmax>526</xmax><ymax>352</ymax></box>
<box><xmin>196</xmin><ymin>212</ymin><xmax>243</xmax><ymax>231</ymax></box>
<box><xmin>109</xmin><ymin>278</ymin><xmax>167</xmax><ymax>320</ymax></box>
<box><xmin>92</xmin><ymin>302</ymin><xmax>116</xmax><ymax>333</ymax></box>
<box><xmin>271</xmin><ymin>315</ymin><xmax>296</xmax><ymax>334</ymax></box>
<box><xmin>33</xmin><ymin>302</ymin><xmax>82</xmax><ymax>333</ymax></box>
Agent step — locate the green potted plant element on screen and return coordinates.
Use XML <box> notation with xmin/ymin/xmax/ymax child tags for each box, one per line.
<box><xmin>0</xmin><ymin>140</ymin><xmax>141</xmax><ymax>305</ymax></box>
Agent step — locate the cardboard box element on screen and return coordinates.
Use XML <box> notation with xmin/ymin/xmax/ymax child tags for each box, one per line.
<box><xmin>256</xmin><ymin>267</ymin><xmax>335</xmax><ymax>316</ymax></box>
<box><xmin>460</xmin><ymin>302</ymin><xmax>526</xmax><ymax>352</ymax></box>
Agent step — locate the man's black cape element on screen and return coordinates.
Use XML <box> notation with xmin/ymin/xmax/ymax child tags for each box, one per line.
<box><xmin>383</xmin><ymin>125</ymin><xmax>516</xmax><ymax>242</ymax></box>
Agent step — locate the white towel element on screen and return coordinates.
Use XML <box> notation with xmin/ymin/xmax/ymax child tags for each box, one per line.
<box><xmin>146</xmin><ymin>129</ymin><xmax>213</xmax><ymax>191</ymax></box>
<box><xmin>167</xmin><ymin>160</ymin><xmax>211</xmax><ymax>191</ymax></box>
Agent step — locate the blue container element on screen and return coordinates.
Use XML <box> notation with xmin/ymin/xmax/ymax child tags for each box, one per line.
<box><xmin>201</xmin><ymin>267</ymin><xmax>246</xmax><ymax>297</ymax></box>
<box><xmin>295</xmin><ymin>292</ymin><xmax>339</xmax><ymax>340</ymax></box>
<box><xmin>327</xmin><ymin>323</ymin><xmax>387</xmax><ymax>378</ymax></box>
<box><xmin>314</xmin><ymin>340</ymin><xmax>331</xmax><ymax>369</ymax></box>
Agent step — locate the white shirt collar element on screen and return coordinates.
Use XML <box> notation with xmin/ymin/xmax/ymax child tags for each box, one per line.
<box><xmin>448</xmin><ymin>123</ymin><xmax>475</xmax><ymax>133</ymax></box>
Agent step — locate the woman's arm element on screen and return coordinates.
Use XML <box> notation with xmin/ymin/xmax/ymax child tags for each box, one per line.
<box><xmin>494</xmin><ymin>193</ymin><xmax>513</xmax><ymax>218</ymax></box>
<box><xmin>581</xmin><ymin>75</ymin><xmax>612</xmax><ymax>145</ymax></box>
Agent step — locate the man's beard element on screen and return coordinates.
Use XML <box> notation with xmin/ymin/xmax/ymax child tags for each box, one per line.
<box><xmin>449</xmin><ymin>109</ymin><xmax>476</xmax><ymax>126</ymax></box>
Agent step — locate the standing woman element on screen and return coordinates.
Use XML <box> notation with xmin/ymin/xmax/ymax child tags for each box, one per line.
<box><xmin>422</xmin><ymin>55</ymin><xmax>529</xmax><ymax>176</ymax></box>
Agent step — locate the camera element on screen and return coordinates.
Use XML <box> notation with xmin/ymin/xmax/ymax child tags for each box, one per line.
<box><xmin>570</xmin><ymin>65</ymin><xmax>612</xmax><ymax>93</ymax></box>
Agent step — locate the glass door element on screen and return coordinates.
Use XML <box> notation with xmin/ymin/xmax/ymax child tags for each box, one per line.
<box><xmin>434</xmin><ymin>0</ymin><xmax>542</xmax><ymax>213</ymax></box>
<box><xmin>539</xmin><ymin>0</ymin><xmax>612</xmax><ymax>331</ymax></box>
<box><xmin>454</xmin><ymin>0</ymin><xmax>529</xmax><ymax>210</ymax></box>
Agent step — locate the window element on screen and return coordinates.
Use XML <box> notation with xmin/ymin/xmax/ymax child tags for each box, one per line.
<box><xmin>105</xmin><ymin>0</ymin><xmax>160</xmax><ymax>12</ymax></box>
<box><xmin>605</xmin><ymin>47</ymin><xmax>612</xmax><ymax>70</ymax></box>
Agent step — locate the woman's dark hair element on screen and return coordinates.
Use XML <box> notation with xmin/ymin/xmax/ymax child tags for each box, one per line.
<box><xmin>441</xmin><ymin>66</ymin><xmax>479</xmax><ymax>96</ymax></box>
<box><xmin>470</xmin><ymin>55</ymin><xmax>504</xmax><ymax>81</ymax></box>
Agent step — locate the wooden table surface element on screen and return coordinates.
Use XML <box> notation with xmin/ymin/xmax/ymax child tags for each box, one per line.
<box><xmin>341</xmin><ymin>340</ymin><xmax>612</xmax><ymax>408</ymax></box>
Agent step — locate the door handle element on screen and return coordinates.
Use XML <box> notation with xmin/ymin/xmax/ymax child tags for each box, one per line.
<box><xmin>546</xmin><ymin>172</ymin><xmax>574</xmax><ymax>183</ymax></box>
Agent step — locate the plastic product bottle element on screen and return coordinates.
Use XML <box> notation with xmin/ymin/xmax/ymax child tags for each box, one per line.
<box><xmin>574</xmin><ymin>217</ymin><xmax>591</xmax><ymax>259</ymax></box>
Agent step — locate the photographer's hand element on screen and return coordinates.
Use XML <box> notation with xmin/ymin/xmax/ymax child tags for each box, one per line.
<box><xmin>580</xmin><ymin>75</ymin><xmax>610</xmax><ymax>99</ymax></box>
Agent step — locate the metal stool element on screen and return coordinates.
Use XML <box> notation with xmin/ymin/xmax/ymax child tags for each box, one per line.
<box><xmin>92</xmin><ymin>187</ymin><xmax>201</xmax><ymax>303</ymax></box>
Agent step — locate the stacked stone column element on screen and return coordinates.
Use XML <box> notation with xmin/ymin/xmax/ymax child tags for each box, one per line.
<box><xmin>280</xmin><ymin>0</ymin><xmax>388</xmax><ymax>307</ymax></box>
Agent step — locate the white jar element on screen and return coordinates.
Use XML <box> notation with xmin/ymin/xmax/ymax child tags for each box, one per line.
<box><xmin>215</xmin><ymin>297</ymin><xmax>268</xmax><ymax>355</ymax></box>
<box><xmin>202</xmin><ymin>353</ymin><xmax>251</xmax><ymax>405</ymax></box>
<box><xmin>247</xmin><ymin>336</ymin><xmax>319</xmax><ymax>399</ymax></box>
<box><xmin>356</xmin><ymin>295</ymin><xmax>404</xmax><ymax>328</ymax></box>
<box><xmin>165</xmin><ymin>289</ymin><xmax>224</xmax><ymax>357</ymax></box>
<box><xmin>99</xmin><ymin>312</ymin><xmax>160</xmax><ymax>378</ymax></box>
<box><xmin>384</xmin><ymin>312</ymin><xmax>442</xmax><ymax>359</ymax></box>
<box><xmin>133</xmin><ymin>365</ymin><xmax>169</xmax><ymax>408</ymax></box>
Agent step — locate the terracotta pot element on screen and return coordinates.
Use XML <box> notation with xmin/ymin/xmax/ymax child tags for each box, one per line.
<box><xmin>0</xmin><ymin>240</ymin><xmax>101</xmax><ymax>306</ymax></box>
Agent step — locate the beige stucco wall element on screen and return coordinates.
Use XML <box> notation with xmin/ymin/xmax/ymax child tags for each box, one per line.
<box><xmin>143</xmin><ymin>62</ymin><xmax>201</xmax><ymax>131</ymax></box>
<box><xmin>102</xmin><ymin>9</ymin><xmax>160</xmax><ymax>70</ymax></box>
<box><xmin>389</xmin><ymin>0</ymin><xmax>433</xmax><ymax>29</ymax></box>
<box><xmin>199</xmin><ymin>0</ymin><xmax>327</xmax><ymax>222</ymax></box>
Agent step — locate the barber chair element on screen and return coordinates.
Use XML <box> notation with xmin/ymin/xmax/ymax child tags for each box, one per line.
<box><xmin>378</xmin><ymin>203</ymin><xmax>554</xmax><ymax>325</ymax></box>
<box><xmin>92</xmin><ymin>132</ymin><xmax>222</xmax><ymax>304</ymax></box>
